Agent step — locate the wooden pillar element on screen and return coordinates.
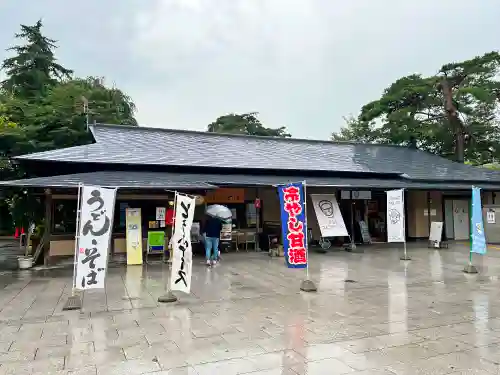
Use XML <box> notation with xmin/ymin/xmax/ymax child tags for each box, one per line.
<box><xmin>43</xmin><ymin>189</ymin><xmax>52</xmax><ymax>266</ymax></box>
<box><xmin>255</xmin><ymin>187</ymin><xmax>260</xmax><ymax>251</ymax></box>
<box><xmin>427</xmin><ymin>191</ymin><xmax>432</xmax><ymax>236</ymax></box>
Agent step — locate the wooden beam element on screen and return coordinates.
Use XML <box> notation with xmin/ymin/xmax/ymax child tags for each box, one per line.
<box><xmin>33</xmin><ymin>189</ymin><xmax>52</xmax><ymax>265</ymax></box>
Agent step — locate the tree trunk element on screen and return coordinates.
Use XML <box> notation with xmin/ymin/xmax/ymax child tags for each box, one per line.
<box><xmin>454</xmin><ymin>125</ymin><xmax>465</xmax><ymax>163</ymax></box>
<box><xmin>441</xmin><ymin>78</ymin><xmax>465</xmax><ymax>163</ymax></box>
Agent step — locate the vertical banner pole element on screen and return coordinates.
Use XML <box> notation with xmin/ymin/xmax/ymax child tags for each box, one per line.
<box><xmin>300</xmin><ymin>180</ymin><xmax>317</xmax><ymax>292</ymax></box>
<box><xmin>403</xmin><ymin>188</ymin><xmax>408</xmax><ymax>259</ymax></box>
<box><xmin>63</xmin><ymin>183</ymin><xmax>84</xmax><ymax>310</ymax></box>
<box><xmin>399</xmin><ymin>188</ymin><xmax>411</xmax><ymax>261</ymax></box>
<box><xmin>464</xmin><ymin>186</ymin><xmax>479</xmax><ymax>273</ymax></box>
<box><xmin>72</xmin><ymin>183</ymin><xmax>83</xmax><ymax>295</ymax></box>
<box><xmin>159</xmin><ymin>191</ymin><xmax>178</xmax><ymax>303</ymax></box>
<box><xmin>303</xmin><ymin>180</ymin><xmax>309</xmax><ymax>280</ymax></box>
<box><xmin>469</xmin><ymin>195</ymin><xmax>473</xmax><ymax>266</ymax></box>
<box><xmin>169</xmin><ymin>192</ymin><xmax>178</xmax><ymax>263</ymax></box>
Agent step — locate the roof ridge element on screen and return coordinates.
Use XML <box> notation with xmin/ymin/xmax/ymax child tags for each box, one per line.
<box><xmin>90</xmin><ymin>123</ymin><xmax>407</xmax><ymax>149</ymax></box>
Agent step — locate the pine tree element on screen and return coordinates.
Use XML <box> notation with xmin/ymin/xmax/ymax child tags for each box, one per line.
<box><xmin>1</xmin><ymin>20</ymin><xmax>73</xmax><ymax>99</ymax></box>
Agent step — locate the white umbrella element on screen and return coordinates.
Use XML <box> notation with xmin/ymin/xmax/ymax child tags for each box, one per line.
<box><xmin>206</xmin><ymin>204</ymin><xmax>232</xmax><ymax>221</ymax></box>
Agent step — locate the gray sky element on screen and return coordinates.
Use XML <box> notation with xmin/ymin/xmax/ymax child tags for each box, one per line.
<box><xmin>0</xmin><ymin>0</ymin><xmax>499</xmax><ymax>139</ymax></box>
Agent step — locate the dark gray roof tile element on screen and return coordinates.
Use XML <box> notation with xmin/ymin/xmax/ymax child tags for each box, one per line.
<box><xmin>0</xmin><ymin>171</ymin><xmax>216</xmax><ymax>189</ymax></box>
<box><xmin>1</xmin><ymin>171</ymin><xmax>499</xmax><ymax>190</ymax></box>
<box><xmin>14</xmin><ymin>124</ymin><xmax>500</xmax><ymax>183</ymax></box>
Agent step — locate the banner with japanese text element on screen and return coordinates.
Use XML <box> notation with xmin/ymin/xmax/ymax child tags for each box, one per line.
<box><xmin>126</xmin><ymin>208</ymin><xmax>143</xmax><ymax>265</ymax></box>
<box><xmin>278</xmin><ymin>182</ymin><xmax>307</xmax><ymax>269</ymax></box>
<box><xmin>471</xmin><ymin>186</ymin><xmax>487</xmax><ymax>255</ymax></box>
<box><xmin>386</xmin><ymin>189</ymin><xmax>405</xmax><ymax>243</ymax></box>
<box><xmin>76</xmin><ymin>185</ymin><xmax>117</xmax><ymax>290</ymax></box>
<box><xmin>170</xmin><ymin>193</ymin><xmax>196</xmax><ymax>293</ymax></box>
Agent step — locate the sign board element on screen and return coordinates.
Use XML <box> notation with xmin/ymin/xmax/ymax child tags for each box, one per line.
<box><xmin>155</xmin><ymin>207</ymin><xmax>166</xmax><ymax>221</ymax></box>
<box><xmin>246</xmin><ymin>203</ymin><xmax>257</xmax><ymax>225</ymax></box>
<box><xmin>429</xmin><ymin>221</ymin><xmax>443</xmax><ymax>248</ymax></box>
<box><xmin>126</xmin><ymin>208</ymin><xmax>143</xmax><ymax>265</ymax></box>
<box><xmin>147</xmin><ymin>231</ymin><xmax>165</xmax><ymax>253</ymax></box>
<box><xmin>310</xmin><ymin>194</ymin><xmax>348</xmax><ymax>237</ymax></box>
<box><xmin>205</xmin><ymin>188</ymin><xmax>245</xmax><ymax>203</ymax></box>
<box><xmin>352</xmin><ymin>191</ymin><xmax>371</xmax><ymax>200</ymax></box>
<box><xmin>220</xmin><ymin>223</ymin><xmax>232</xmax><ymax>241</ymax></box>
<box><xmin>340</xmin><ymin>190</ymin><xmax>351</xmax><ymax>200</ymax></box>
<box><xmin>487</xmin><ymin>209</ymin><xmax>496</xmax><ymax>224</ymax></box>
<box><xmin>170</xmin><ymin>194</ymin><xmax>196</xmax><ymax>293</ymax></box>
<box><xmin>386</xmin><ymin>189</ymin><xmax>405</xmax><ymax>243</ymax></box>
<box><xmin>358</xmin><ymin>220</ymin><xmax>371</xmax><ymax>244</ymax></box>
<box><xmin>76</xmin><ymin>185</ymin><xmax>117</xmax><ymax>290</ymax></box>
<box><xmin>254</xmin><ymin>198</ymin><xmax>261</xmax><ymax>208</ymax></box>
<box><xmin>191</xmin><ymin>222</ymin><xmax>201</xmax><ymax>243</ymax></box>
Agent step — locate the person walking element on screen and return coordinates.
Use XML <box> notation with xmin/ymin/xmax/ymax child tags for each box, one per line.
<box><xmin>203</xmin><ymin>215</ymin><xmax>222</xmax><ymax>266</ymax></box>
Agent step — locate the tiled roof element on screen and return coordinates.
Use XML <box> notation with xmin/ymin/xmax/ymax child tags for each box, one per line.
<box><xmin>0</xmin><ymin>171</ymin><xmax>216</xmax><ymax>190</ymax></box>
<box><xmin>1</xmin><ymin>171</ymin><xmax>498</xmax><ymax>190</ymax></box>
<box><xmin>13</xmin><ymin>123</ymin><xmax>500</xmax><ymax>182</ymax></box>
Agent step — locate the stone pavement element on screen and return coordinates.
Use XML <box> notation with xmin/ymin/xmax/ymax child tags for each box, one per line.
<box><xmin>0</xmin><ymin>239</ymin><xmax>24</xmax><ymax>271</ymax></box>
<box><xmin>1</xmin><ymin>242</ymin><xmax>500</xmax><ymax>374</ymax></box>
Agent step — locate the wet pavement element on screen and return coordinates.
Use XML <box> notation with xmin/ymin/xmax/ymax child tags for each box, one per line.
<box><xmin>1</xmin><ymin>242</ymin><xmax>500</xmax><ymax>374</ymax></box>
<box><xmin>0</xmin><ymin>240</ymin><xmax>24</xmax><ymax>271</ymax></box>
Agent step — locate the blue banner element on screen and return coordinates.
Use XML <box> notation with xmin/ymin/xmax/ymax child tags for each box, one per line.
<box><xmin>471</xmin><ymin>186</ymin><xmax>486</xmax><ymax>255</ymax></box>
<box><xmin>277</xmin><ymin>182</ymin><xmax>308</xmax><ymax>269</ymax></box>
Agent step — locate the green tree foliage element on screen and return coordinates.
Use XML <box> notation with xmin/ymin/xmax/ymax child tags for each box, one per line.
<box><xmin>1</xmin><ymin>20</ymin><xmax>73</xmax><ymax>98</ymax></box>
<box><xmin>207</xmin><ymin>112</ymin><xmax>291</xmax><ymax>137</ymax></box>
<box><xmin>3</xmin><ymin>77</ymin><xmax>137</xmax><ymax>151</ymax></box>
<box><xmin>0</xmin><ymin>20</ymin><xmax>138</xmax><ymax>230</ymax></box>
<box><xmin>332</xmin><ymin>52</ymin><xmax>500</xmax><ymax>164</ymax></box>
<box><xmin>0</xmin><ymin>20</ymin><xmax>137</xmax><ymax>160</ymax></box>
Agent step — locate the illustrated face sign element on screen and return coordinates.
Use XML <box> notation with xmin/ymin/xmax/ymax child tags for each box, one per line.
<box><xmin>318</xmin><ymin>200</ymin><xmax>334</xmax><ymax>217</ymax></box>
<box><xmin>388</xmin><ymin>208</ymin><xmax>401</xmax><ymax>224</ymax></box>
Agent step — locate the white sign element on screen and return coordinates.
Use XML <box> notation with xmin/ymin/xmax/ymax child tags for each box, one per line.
<box><xmin>170</xmin><ymin>194</ymin><xmax>196</xmax><ymax>294</ymax></box>
<box><xmin>358</xmin><ymin>220</ymin><xmax>371</xmax><ymax>244</ymax></box>
<box><xmin>340</xmin><ymin>190</ymin><xmax>351</xmax><ymax>200</ymax></box>
<box><xmin>220</xmin><ymin>223</ymin><xmax>232</xmax><ymax>241</ymax></box>
<box><xmin>487</xmin><ymin>210</ymin><xmax>496</xmax><ymax>224</ymax></box>
<box><xmin>156</xmin><ymin>207</ymin><xmax>166</xmax><ymax>221</ymax></box>
<box><xmin>76</xmin><ymin>185</ymin><xmax>117</xmax><ymax>290</ymax></box>
<box><xmin>429</xmin><ymin>221</ymin><xmax>443</xmax><ymax>248</ymax></box>
<box><xmin>310</xmin><ymin>194</ymin><xmax>348</xmax><ymax>237</ymax></box>
<box><xmin>387</xmin><ymin>189</ymin><xmax>405</xmax><ymax>243</ymax></box>
<box><xmin>352</xmin><ymin>190</ymin><xmax>372</xmax><ymax>200</ymax></box>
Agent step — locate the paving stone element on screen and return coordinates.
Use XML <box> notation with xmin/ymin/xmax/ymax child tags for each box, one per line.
<box><xmin>0</xmin><ymin>246</ymin><xmax>499</xmax><ymax>374</ymax></box>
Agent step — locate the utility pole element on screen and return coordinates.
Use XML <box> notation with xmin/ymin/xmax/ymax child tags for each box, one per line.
<box><xmin>81</xmin><ymin>96</ymin><xmax>89</xmax><ymax>131</ymax></box>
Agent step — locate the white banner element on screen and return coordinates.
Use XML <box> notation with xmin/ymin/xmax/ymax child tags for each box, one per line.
<box><xmin>170</xmin><ymin>194</ymin><xmax>196</xmax><ymax>294</ymax></box>
<box><xmin>310</xmin><ymin>194</ymin><xmax>348</xmax><ymax>237</ymax></box>
<box><xmin>387</xmin><ymin>189</ymin><xmax>405</xmax><ymax>243</ymax></box>
<box><xmin>76</xmin><ymin>185</ymin><xmax>117</xmax><ymax>290</ymax></box>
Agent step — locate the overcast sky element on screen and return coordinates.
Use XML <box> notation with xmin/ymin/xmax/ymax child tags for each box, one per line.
<box><xmin>0</xmin><ymin>0</ymin><xmax>499</xmax><ymax>139</ymax></box>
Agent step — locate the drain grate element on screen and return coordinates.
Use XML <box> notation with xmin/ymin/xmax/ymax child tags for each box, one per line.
<box><xmin>62</xmin><ymin>296</ymin><xmax>82</xmax><ymax>311</ymax></box>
